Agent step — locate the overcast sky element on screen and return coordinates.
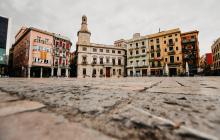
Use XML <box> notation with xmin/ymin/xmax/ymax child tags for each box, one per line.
<box><xmin>1</xmin><ymin>0</ymin><xmax>220</xmax><ymax>55</ymax></box>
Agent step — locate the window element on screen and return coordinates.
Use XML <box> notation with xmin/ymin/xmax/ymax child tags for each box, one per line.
<box><xmin>92</xmin><ymin>57</ymin><xmax>97</xmax><ymax>64</ymax></box>
<box><xmin>130</xmin><ymin>51</ymin><xmax>133</xmax><ymax>56</ymax></box>
<box><xmin>169</xmin><ymin>46</ymin><xmax>174</xmax><ymax>51</ymax></box>
<box><xmin>130</xmin><ymin>61</ymin><xmax>133</xmax><ymax>65</ymax></box>
<box><xmin>37</xmin><ymin>36</ymin><xmax>41</xmax><ymax>42</ymax></box>
<box><xmin>136</xmin><ymin>43</ymin><xmax>138</xmax><ymax>47</ymax></box>
<box><xmin>130</xmin><ymin>44</ymin><xmax>132</xmax><ymax>47</ymax></box>
<box><xmin>157</xmin><ymin>45</ymin><xmax>160</xmax><ymax>49</ymax></box>
<box><xmin>100</xmin><ymin>58</ymin><xmax>103</xmax><ymax>64</ymax></box>
<box><xmin>165</xmin><ymin>58</ymin><xmax>168</xmax><ymax>62</ymax></box>
<box><xmin>177</xmin><ymin>56</ymin><xmax>179</xmax><ymax>61</ymax></box>
<box><xmin>165</xmin><ymin>48</ymin><xmax>167</xmax><ymax>52</ymax></box>
<box><xmin>170</xmin><ymin>56</ymin><xmax>174</xmax><ymax>63</ymax></box>
<box><xmin>169</xmin><ymin>39</ymin><xmax>173</xmax><ymax>44</ymax></box>
<box><xmin>100</xmin><ymin>69</ymin><xmax>103</xmax><ymax>75</ymax></box>
<box><xmin>118</xmin><ymin>59</ymin><xmax>121</xmax><ymax>65</ymax></box>
<box><xmin>164</xmin><ymin>40</ymin><xmax>166</xmax><ymax>44</ymax></box>
<box><xmin>106</xmin><ymin>58</ymin><xmax>110</xmax><ymax>63</ymax></box>
<box><xmin>100</xmin><ymin>49</ymin><xmax>103</xmax><ymax>52</ymax></box>
<box><xmin>106</xmin><ymin>49</ymin><xmax>110</xmax><ymax>53</ymax></box>
<box><xmin>82</xmin><ymin>56</ymin><xmax>87</xmax><ymax>63</ymax></box>
<box><xmin>112</xmin><ymin>50</ymin><xmax>115</xmax><ymax>53</ymax></box>
<box><xmin>92</xmin><ymin>69</ymin><xmax>96</xmax><ymax>77</ymax></box>
<box><xmin>157</xmin><ymin>53</ymin><xmax>160</xmax><ymax>57</ymax></box>
<box><xmin>175</xmin><ymin>34</ymin><xmax>177</xmax><ymax>36</ymax></box>
<box><xmin>175</xmin><ymin>38</ymin><xmax>178</xmax><ymax>42</ymax></box>
<box><xmin>112</xmin><ymin>58</ymin><xmax>115</xmax><ymax>65</ymax></box>
<box><xmin>113</xmin><ymin>69</ymin><xmax>116</xmax><ymax>75</ymax></box>
<box><xmin>83</xmin><ymin>47</ymin><xmax>87</xmax><ymax>51</ymax></box>
<box><xmin>150</xmin><ymin>39</ymin><xmax>153</xmax><ymax>42</ymax></box>
<box><xmin>142</xmin><ymin>49</ymin><xmax>145</xmax><ymax>53</ymax></box>
<box><xmin>130</xmin><ymin>71</ymin><xmax>133</xmax><ymax>76</ymax></box>
<box><xmin>158</xmin><ymin>61</ymin><xmax>161</xmax><ymax>67</ymax></box>
<box><xmin>156</xmin><ymin>38</ymin><xmax>159</xmax><ymax>43</ymax></box>
<box><xmin>151</xmin><ymin>53</ymin><xmax>154</xmax><ymax>58</ymax></box>
<box><xmin>83</xmin><ymin>68</ymin><xmax>86</xmax><ymax>75</ymax></box>
<box><xmin>118</xmin><ymin>51</ymin><xmax>121</xmax><ymax>54</ymax></box>
<box><xmin>142</xmin><ymin>60</ymin><xmax>146</xmax><ymax>65</ymax></box>
<box><xmin>151</xmin><ymin>46</ymin><xmax>154</xmax><ymax>50</ymax></box>
<box><xmin>176</xmin><ymin>47</ymin><xmax>179</xmax><ymax>51</ymax></box>
<box><xmin>142</xmin><ymin>41</ymin><xmax>145</xmax><ymax>45</ymax></box>
<box><xmin>119</xmin><ymin>69</ymin><xmax>122</xmax><ymax>75</ymax></box>
<box><xmin>93</xmin><ymin>48</ymin><xmax>97</xmax><ymax>52</ymax></box>
<box><xmin>136</xmin><ymin>60</ymin><xmax>139</xmax><ymax>66</ymax></box>
<box><xmin>136</xmin><ymin>50</ymin><xmax>139</xmax><ymax>55</ymax></box>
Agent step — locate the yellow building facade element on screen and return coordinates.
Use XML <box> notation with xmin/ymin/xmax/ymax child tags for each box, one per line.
<box><xmin>146</xmin><ymin>28</ymin><xmax>183</xmax><ymax>76</ymax></box>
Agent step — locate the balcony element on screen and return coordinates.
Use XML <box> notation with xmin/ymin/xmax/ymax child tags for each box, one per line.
<box><xmin>82</xmin><ymin>61</ymin><xmax>88</xmax><ymax>65</ymax></box>
<box><xmin>91</xmin><ymin>61</ymin><xmax>97</xmax><ymax>66</ymax></box>
<box><xmin>182</xmin><ymin>38</ymin><xmax>196</xmax><ymax>43</ymax></box>
<box><xmin>105</xmin><ymin>62</ymin><xmax>112</xmax><ymax>67</ymax></box>
<box><xmin>100</xmin><ymin>62</ymin><xmax>104</xmax><ymax>65</ymax></box>
<box><xmin>167</xmin><ymin>42</ymin><xmax>175</xmax><ymax>46</ymax></box>
<box><xmin>154</xmin><ymin>57</ymin><xmax>163</xmax><ymax>61</ymax></box>
<box><xmin>190</xmin><ymin>38</ymin><xmax>196</xmax><ymax>42</ymax></box>
<box><xmin>150</xmin><ymin>49</ymin><xmax>154</xmax><ymax>52</ymax></box>
<box><xmin>118</xmin><ymin>63</ymin><xmax>123</xmax><ymax>66</ymax></box>
<box><xmin>168</xmin><ymin>50</ymin><xmax>175</xmax><ymax>55</ymax></box>
<box><xmin>156</xmin><ymin>48</ymin><xmax>161</xmax><ymax>52</ymax></box>
<box><xmin>149</xmin><ymin>58</ymin><xmax>155</xmax><ymax>62</ymax></box>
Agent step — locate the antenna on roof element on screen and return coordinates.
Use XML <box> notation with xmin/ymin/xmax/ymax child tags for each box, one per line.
<box><xmin>159</xmin><ymin>28</ymin><xmax>161</xmax><ymax>33</ymax></box>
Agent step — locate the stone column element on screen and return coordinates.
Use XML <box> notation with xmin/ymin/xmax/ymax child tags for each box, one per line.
<box><xmin>57</xmin><ymin>67</ymin><xmax>61</xmax><ymax>77</ymax></box>
<box><xmin>51</xmin><ymin>67</ymin><xmax>54</xmax><ymax>77</ymax></box>
<box><xmin>40</xmin><ymin>67</ymin><xmax>43</xmax><ymax>78</ymax></box>
<box><xmin>28</xmin><ymin>66</ymin><xmax>31</xmax><ymax>78</ymax></box>
<box><xmin>65</xmin><ymin>68</ymin><xmax>68</xmax><ymax>77</ymax></box>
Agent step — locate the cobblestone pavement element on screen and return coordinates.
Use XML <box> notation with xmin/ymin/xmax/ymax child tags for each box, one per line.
<box><xmin>0</xmin><ymin>77</ymin><xmax>220</xmax><ymax>140</ymax></box>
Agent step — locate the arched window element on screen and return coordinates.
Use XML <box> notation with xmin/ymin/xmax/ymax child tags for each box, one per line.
<box><xmin>92</xmin><ymin>69</ymin><xmax>96</xmax><ymax>77</ymax></box>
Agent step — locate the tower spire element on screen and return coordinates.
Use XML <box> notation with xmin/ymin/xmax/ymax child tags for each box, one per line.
<box><xmin>78</xmin><ymin>15</ymin><xmax>90</xmax><ymax>34</ymax></box>
<box><xmin>77</xmin><ymin>15</ymin><xmax>91</xmax><ymax>44</ymax></box>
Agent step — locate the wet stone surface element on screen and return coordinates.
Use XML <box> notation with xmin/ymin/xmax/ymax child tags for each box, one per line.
<box><xmin>0</xmin><ymin>77</ymin><xmax>220</xmax><ymax>140</ymax></box>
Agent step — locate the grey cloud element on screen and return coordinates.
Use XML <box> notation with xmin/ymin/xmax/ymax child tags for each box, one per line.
<box><xmin>0</xmin><ymin>0</ymin><xmax>220</xmax><ymax>55</ymax></box>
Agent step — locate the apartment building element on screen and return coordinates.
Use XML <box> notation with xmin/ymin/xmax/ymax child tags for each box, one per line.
<box><xmin>147</xmin><ymin>28</ymin><xmax>183</xmax><ymax>76</ymax></box>
<box><xmin>76</xmin><ymin>15</ymin><xmax>125</xmax><ymax>78</ymax></box>
<box><xmin>211</xmin><ymin>37</ymin><xmax>220</xmax><ymax>75</ymax></box>
<box><xmin>125</xmin><ymin>33</ymin><xmax>149</xmax><ymax>76</ymax></box>
<box><xmin>11</xmin><ymin>27</ymin><xmax>71</xmax><ymax>77</ymax></box>
<box><xmin>181</xmin><ymin>31</ymin><xmax>199</xmax><ymax>75</ymax></box>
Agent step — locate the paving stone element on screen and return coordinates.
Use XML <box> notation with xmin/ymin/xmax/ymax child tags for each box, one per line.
<box><xmin>0</xmin><ymin>111</ymin><xmax>116</xmax><ymax>140</ymax></box>
<box><xmin>0</xmin><ymin>77</ymin><xmax>219</xmax><ymax>139</ymax></box>
<box><xmin>0</xmin><ymin>92</ymin><xmax>19</xmax><ymax>102</ymax></box>
<box><xmin>0</xmin><ymin>100</ymin><xmax>45</xmax><ymax>117</ymax></box>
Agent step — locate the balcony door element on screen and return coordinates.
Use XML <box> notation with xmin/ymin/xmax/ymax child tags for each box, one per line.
<box><xmin>106</xmin><ymin>67</ymin><xmax>111</xmax><ymax>77</ymax></box>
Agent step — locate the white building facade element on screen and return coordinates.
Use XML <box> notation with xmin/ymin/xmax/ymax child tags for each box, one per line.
<box><xmin>77</xmin><ymin>15</ymin><xmax>125</xmax><ymax>78</ymax></box>
<box><xmin>125</xmin><ymin>33</ymin><xmax>149</xmax><ymax>76</ymax></box>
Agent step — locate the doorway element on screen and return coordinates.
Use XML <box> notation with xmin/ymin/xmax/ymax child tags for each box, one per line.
<box><xmin>169</xmin><ymin>68</ymin><xmax>177</xmax><ymax>76</ymax></box>
<box><xmin>106</xmin><ymin>67</ymin><xmax>111</xmax><ymax>77</ymax></box>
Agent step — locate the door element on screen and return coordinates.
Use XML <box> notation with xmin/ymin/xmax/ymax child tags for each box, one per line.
<box><xmin>106</xmin><ymin>67</ymin><xmax>111</xmax><ymax>77</ymax></box>
<box><xmin>169</xmin><ymin>68</ymin><xmax>177</xmax><ymax>76</ymax></box>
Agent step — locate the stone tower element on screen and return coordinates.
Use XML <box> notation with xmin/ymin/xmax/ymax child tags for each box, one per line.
<box><xmin>77</xmin><ymin>15</ymin><xmax>91</xmax><ymax>45</ymax></box>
